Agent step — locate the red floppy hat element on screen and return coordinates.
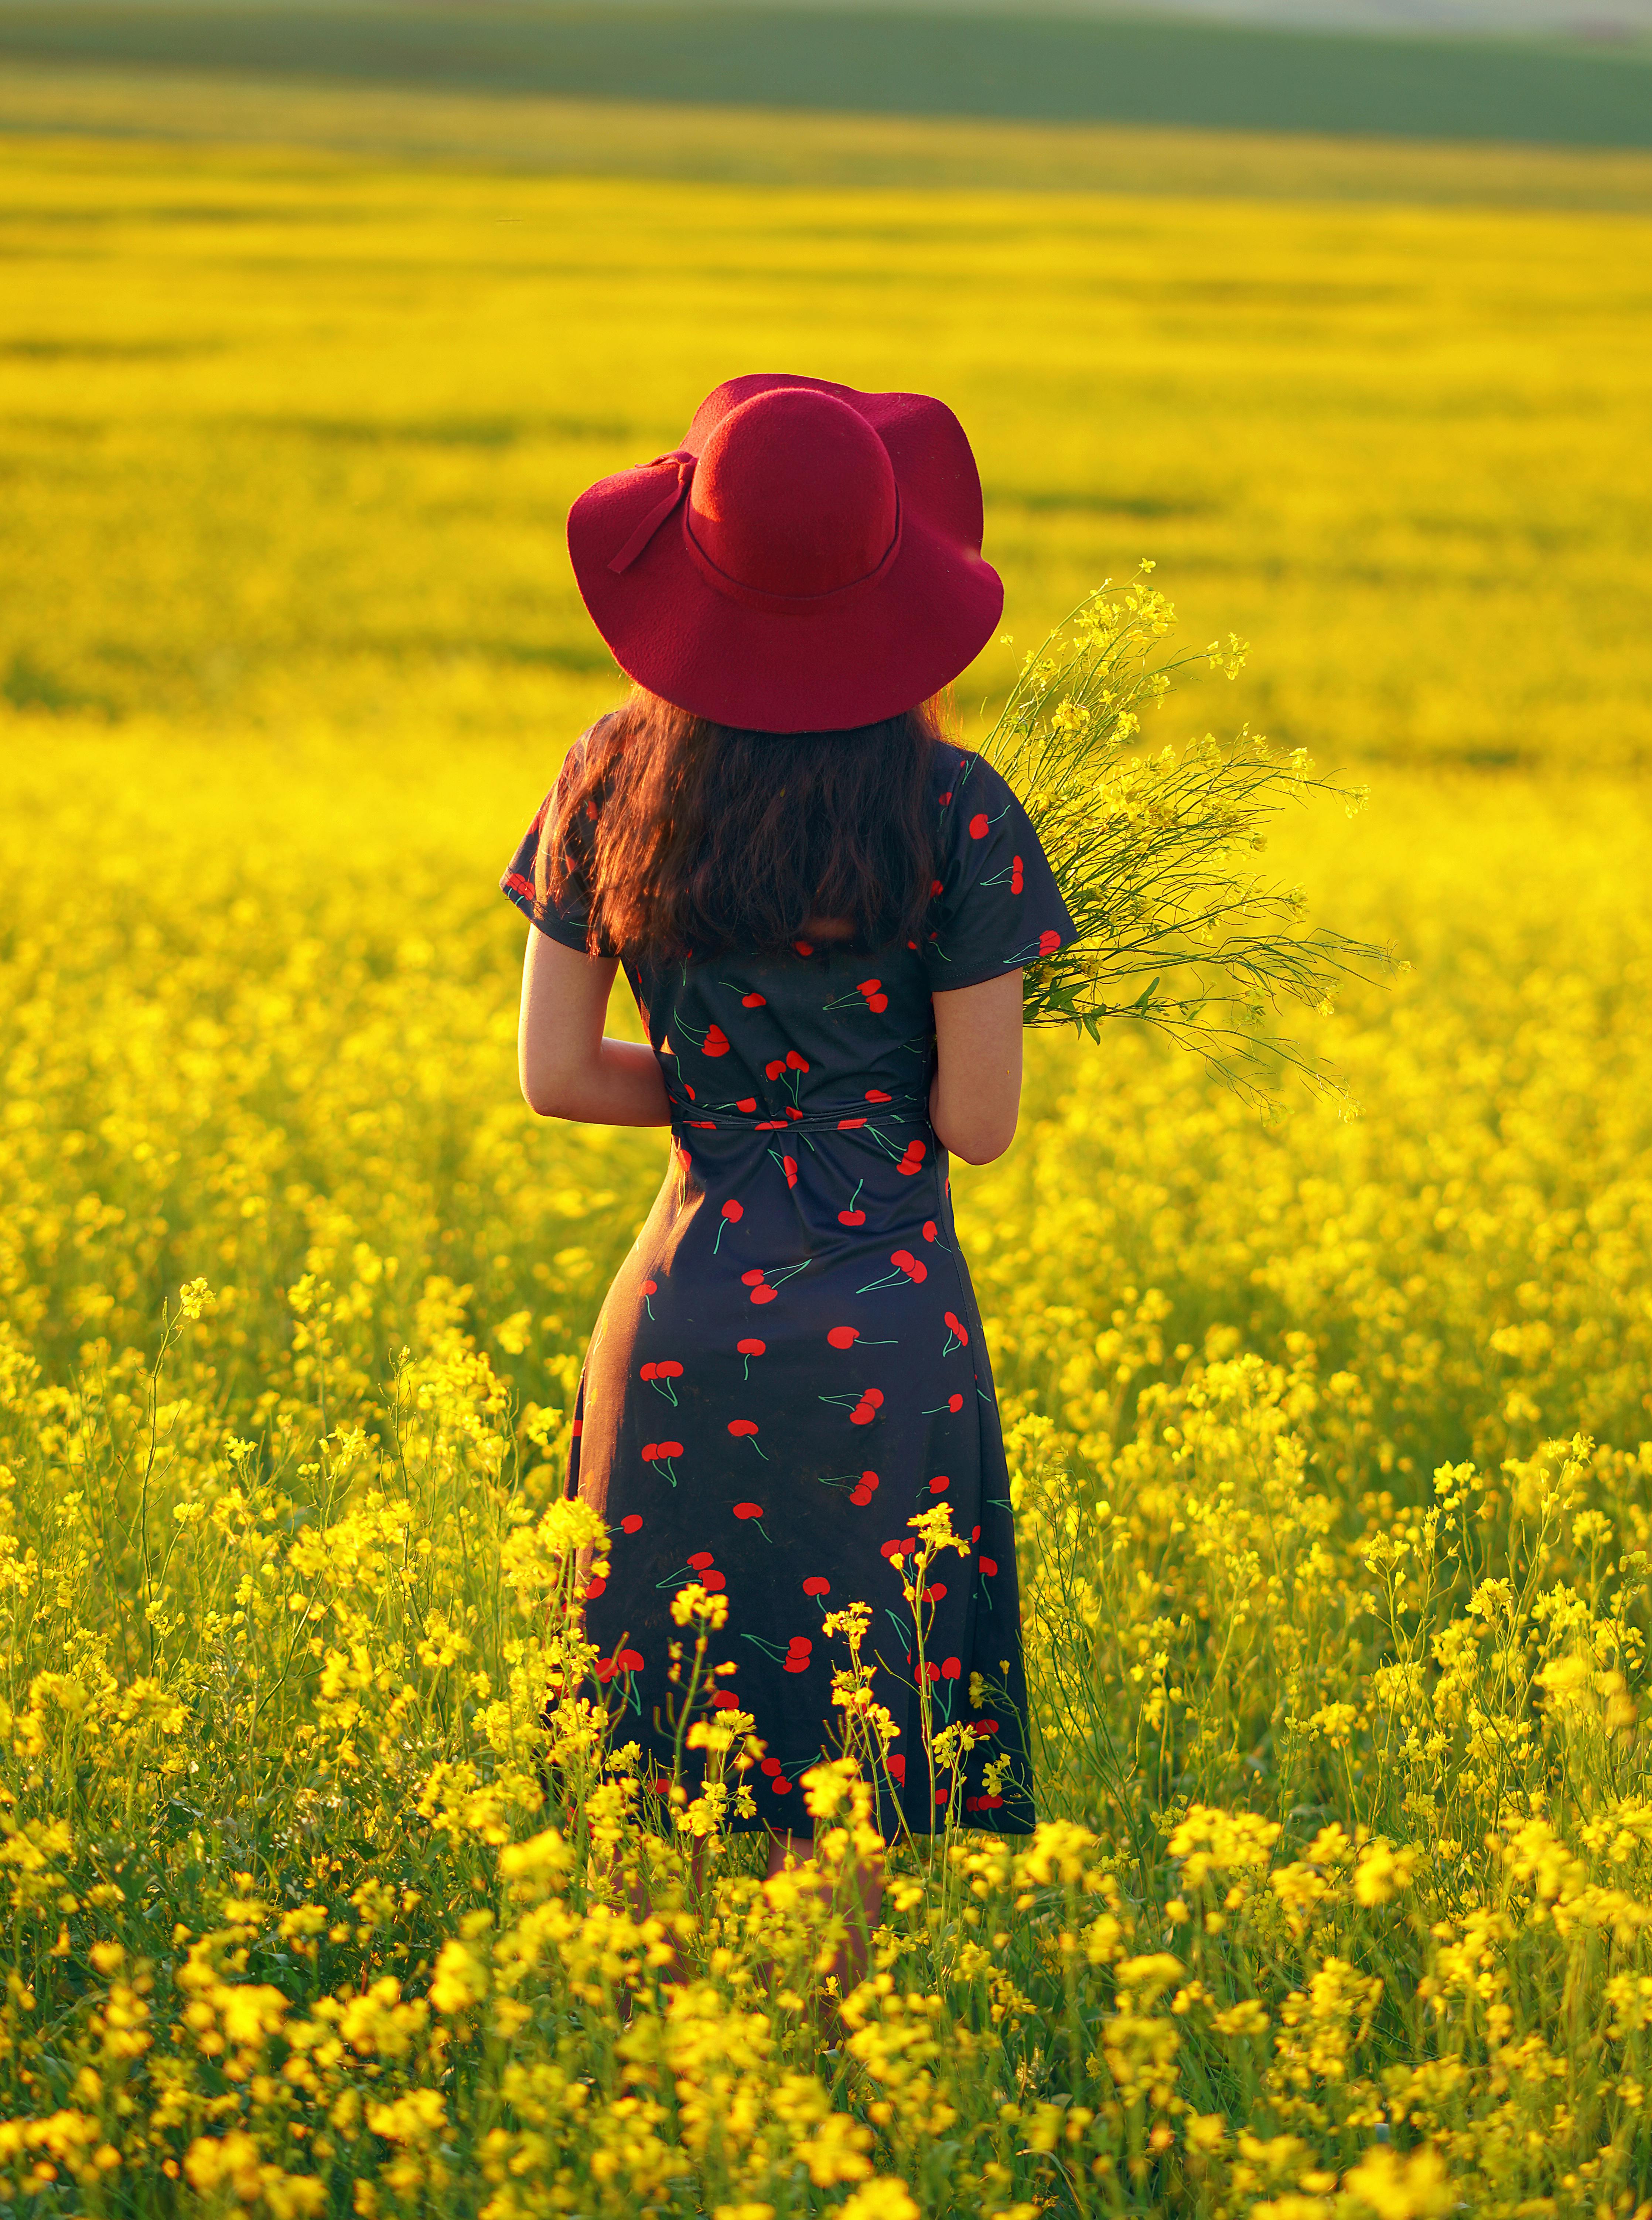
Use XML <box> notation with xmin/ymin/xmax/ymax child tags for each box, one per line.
<box><xmin>567</xmin><ymin>374</ymin><xmax>1003</xmax><ymax>734</ymax></box>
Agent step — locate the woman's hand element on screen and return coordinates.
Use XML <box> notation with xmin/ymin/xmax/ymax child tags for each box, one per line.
<box><xmin>929</xmin><ymin>969</ymin><xmax>1024</xmax><ymax>1164</ymax></box>
<box><xmin>517</xmin><ymin>928</ymin><xmax>672</xmax><ymax>1126</ymax></box>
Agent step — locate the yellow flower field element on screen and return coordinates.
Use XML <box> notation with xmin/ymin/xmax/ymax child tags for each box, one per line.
<box><xmin>2</xmin><ymin>119</ymin><xmax>1652</xmax><ymax>2217</ymax></box>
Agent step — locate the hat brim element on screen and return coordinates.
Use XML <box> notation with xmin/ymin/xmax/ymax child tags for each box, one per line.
<box><xmin>566</xmin><ymin>379</ymin><xmax>1004</xmax><ymax>734</ymax></box>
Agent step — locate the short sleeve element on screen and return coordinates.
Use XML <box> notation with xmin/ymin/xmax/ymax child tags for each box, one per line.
<box><xmin>499</xmin><ymin>733</ymin><xmax>610</xmax><ymax>956</ymax></box>
<box><xmin>921</xmin><ymin>753</ymin><xmax>1077</xmax><ymax>992</ymax></box>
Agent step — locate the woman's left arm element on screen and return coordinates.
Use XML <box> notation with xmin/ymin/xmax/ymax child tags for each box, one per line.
<box><xmin>517</xmin><ymin>928</ymin><xmax>671</xmax><ymax>1126</ymax></box>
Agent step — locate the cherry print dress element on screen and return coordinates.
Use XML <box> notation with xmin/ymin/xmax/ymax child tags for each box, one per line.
<box><xmin>501</xmin><ymin>734</ymin><xmax>1076</xmax><ymax>1836</ymax></box>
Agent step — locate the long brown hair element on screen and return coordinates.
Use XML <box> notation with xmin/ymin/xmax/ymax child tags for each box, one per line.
<box><xmin>540</xmin><ymin>689</ymin><xmax>945</xmax><ymax>964</ymax></box>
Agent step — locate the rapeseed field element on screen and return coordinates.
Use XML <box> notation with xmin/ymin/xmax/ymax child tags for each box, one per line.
<box><xmin>3</xmin><ymin>124</ymin><xmax>1652</xmax><ymax>2217</ymax></box>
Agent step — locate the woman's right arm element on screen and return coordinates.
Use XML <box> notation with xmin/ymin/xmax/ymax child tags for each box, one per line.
<box><xmin>517</xmin><ymin>928</ymin><xmax>671</xmax><ymax>1126</ymax></box>
<box><xmin>929</xmin><ymin>969</ymin><xmax>1024</xmax><ymax>1164</ymax></box>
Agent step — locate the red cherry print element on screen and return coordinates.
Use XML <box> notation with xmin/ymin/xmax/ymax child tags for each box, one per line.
<box><xmin>656</xmin><ymin>1360</ymin><xmax>683</xmax><ymax>1379</ymax></box>
<box><xmin>849</xmin><ymin>1488</ymin><xmax>873</xmax><ymax>1506</ymax></box>
<box><xmin>869</xmin><ymin>995</ymin><xmax>888</xmax><ymax>1012</ymax></box>
<box><xmin>703</xmin><ymin>1025</ymin><xmax>729</xmax><ymax>1057</ymax></box>
<box><xmin>980</xmin><ymin>1556</ymin><xmax>998</xmax><ymax>1576</ymax></box>
<box><xmin>922</xmin><ymin>1220</ymin><xmax>938</xmax><ymax>1242</ymax></box>
<box><xmin>943</xmin><ymin>1310</ymin><xmax>969</xmax><ymax>1344</ymax></box>
<box><xmin>948</xmin><ymin>1393</ymin><xmax>964</xmax><ymax>1413</ymax></box>
<box><xmin>765</xmin><ymin>1059</ymin><xmax>786</xmax><ymax>1082</ymax></box>
<box><xmin>642</xmin><ymin>1278</ymin><xmax>657</xmax><ymax>1296</ymax></box>
<box><xmin>683</xmin><ymin>1084</ymin><xmax>696</xmax><ymax>1101</ymax></box>
<box><xmin>750</xmin><ymin>1285</ymin><xmax>776</xmax><ymax>1305</ymax></box>
<box><xmin>785</xmin><ymin>1106</ymin><xmax>804</xmax><ymax>1121</ymax></box>
<box><xmin>922</xmin><ymin>1583</ymin><xmax>947</xmax><ymax>1603</ymax></box>
<box><xmin>760</xmin><ymin>1757</ymin><xmax>782</xmax><ymax>1776</ymax></box>
<box><xmin>722</xmin><ymin>1199</ymin><xmax>743</xmax><ymax>1223</ymax></box>
<box><xmin>711</xmin><ymin>1688</ymin><xmax>740</xmax><ymax>1709</ymax></box>
<box><xmin>897</xmin><ymin>1139</ymin><xmax>926</xmax><ymax>1178</ymax></box>
<box><xmin>736</xmin><ymin>1097</ymin><xmax>757</xmax><ymax>1112</ymax></box>
<box><xmin>969</xmin><ymin>812</ymin><xmax>989</xmax><ymax>839</ymax></box>
<box><xmin>704</xmin><ymin>1570</ymin><xmax>727</xmax><ymax>1592</ymax></box>
<box><xmin>892</xmin><ymin>1250</ymin><xmax>928</xmax><ymax>1283</ymax></box>
<box><xmin>971</xmin><ymin>1525</ymin><xmax>982</xmax><ymax>1542</ymax></box>
<box><xmin>861</xmin><ymin>1470</ymin><xmax>879</xmax><ymax>1491</ymax></box>
<box><xmin>622</xmin><ymin>1514</ymin><xmax>644</xmax><ymax>1534</ymax></box>
<box><xmin>838</xmin><ymin>1209</ymin><xmax>866</xmax><ymax>1225</ymax></box>
<box><xmin>925</xmin><ymin>1662</ymin><xmax>941</xmax><ymax>1681</ymax></box>
<box><xmin>733</xmin><ymin>1501</ymin><xmax>765</xmax><ymax>1520</ymax></box>
<box><xmin>741</xmin><ymin>1269</ymin><xmax>767</xmax><ymax>1286</ymax></box>
<box><xmin>687</xmin><ymin>1551</ymin><xmax>715</xmax><ymax>1571</ymax></box>
<box><xmin>850</xmin><ymin>1406</ymin><xmax>875</xmax><ymax>1427</ymax></box>
<box><xmin>941</xmin><ymin>1657</ymin><xmax>962</xmax><ymax>1680</ymax></box>
<box><xmin>640</xmin><ymin>1362</ymin><xmax>657</xmax><ymax>1381</ymax></box>
<box><xmin>866</xmin><ymin>1089</ymin><xmax>892</xmax><ymax>1102</ymax></box>
<box><xmin>785</xmin><ymin>1050</ymin><xmax>809</xmax><ymax>1072</ymax></box>
<box><xmin>616</xmin><ymin>1648</ymin><xmax>644</xmax><ymax>1672</ymax></box>
<box><xmin>1039</xmin><ymin>929</ymin><xmax>1062</xmax><ymax>956</ymax></box>
<box><xmin>787</xmin><ymin>1635</ymin><xmax>812</xmax><ymax>1654</ymax></box>
<box><xmin>827</xmin><ymin>1326</ymin><xmax>858</xmax><ymax>1349</ymax></box>
<box><xmin>888</xmin><ymin>1754</ymin><xmax>906</xmax><ymax>1783</ymax></box>
<box><xmin>584</xmin><ymin>1575</ymin><xmax>607</xmax><ymax>1599</ymax></box>
<box><xmin>802</xmin><ymin>1576</ymin><xmax>830</xmax><ymax>1597</ymax></box>
<box><xmin>880</xmin><ymin>1538</ymin><xmax>914</xmax><ymax>1560</ymax></box>
<box><xmin>837</xmin><ymin>1117</ymin><xmax>867</xmax><ymax>1132</ymax></box>
<box><xmin>858</xmin><ymin>977</ymin><xmax>881</xmax><ymax>999</ymax></box>
<box><xmin>737</xmin><ymin>1337</ymin><xmax>765</xmax><ymax>1357</ymax></box>
<box><xmin>642</xmin><ymin>1442</ymin><xmax>660</xmax><ymax>1460</ymax></box>
<box><xmin>772</xmin><ymin>1777</ymin><xmax>793</xmax><ymax>1793</ymax></box>
<box><xmin>728</xmin><ymin>1419</ymin><xmax>759</xmax><ymax>1438</ymax></box>
<box><xmin>976</xmin><ymin>1719</ymin><xmax>999</xmax><ymax>1735</ymax></box>
<box><xmin>660</xmin><ymin>1440</ymin><xmax>683</xmax><ymax>1458</ymax></box>
<box><xmin>782</xmin><ymin>1156</ymin><xmax>798</xmax><ymax>1187</ymax></box>
<box><xmin>594</xmin><ymin>1658</ymin><xmax>617</xmax><ymax>1682</ymax></box>
<box><xmin>1011</xmin><ymin>856</ymin><xmax>1024</xmax><ymax>895</ymax></box>
<box><xmin>863</xmin><ymin>1389</ymin><xmax>884</xmax><ymax>1408</ymax></box>
<box><xmin>783</xmin><ymin>1657</ymin><xmax>809</xmax><ymax>1675</ymax></box>
<box><xmin>929</xmin><ymin>1474</ymin><xmax>949</xmax><ymax>1494</ymax></box>
<box><xmin>673</xmin><ymin>1145</ymin><xmax>691</xmax><ymax>1176</ymax></box>
<box><xmin>686</xmin><ymin>1120</ymin><xmax>717</xmax><ymax>1131</ymax></box>
<box><xmin>929</xmin><ymin>877</ymin><xmax>945</xmax><ymax>897</ymax></box>
<box><xmin>742</xmin><ymin>992</ymin><xmax>766</xmax><ymax>1007</ymax></box>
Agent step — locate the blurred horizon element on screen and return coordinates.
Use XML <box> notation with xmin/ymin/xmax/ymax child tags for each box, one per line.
<box><xmin>3</xmin><ymin>0</ymin><xmax>1650</xmax><ymax>148</ymax></box>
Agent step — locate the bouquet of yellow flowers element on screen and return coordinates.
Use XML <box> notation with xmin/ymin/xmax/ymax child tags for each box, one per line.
<box><xmin>983</xmin><ymin>568</ymin><xmax>1394</xmax><ymax>1108</ymax></box>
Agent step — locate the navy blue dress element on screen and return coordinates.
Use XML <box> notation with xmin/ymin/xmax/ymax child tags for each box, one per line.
<box><xmin>502</xmin><ymin>733</ymin><xmax>1075</xmax><ymax>1835</ymax></box>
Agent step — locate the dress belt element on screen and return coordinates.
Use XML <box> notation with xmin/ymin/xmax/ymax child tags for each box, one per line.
<box><xmin>668</xmin><ymin>1095</ymin><xmax>931</xmax><ymax>1136</ymax></box>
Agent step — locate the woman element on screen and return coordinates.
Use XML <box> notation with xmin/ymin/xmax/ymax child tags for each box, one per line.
<box><xmin>501</xmin><ymin>375</ymin><xmax>1075</xmax><ymax>1906</ymax></box>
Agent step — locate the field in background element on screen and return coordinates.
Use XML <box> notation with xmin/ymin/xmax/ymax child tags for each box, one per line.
<box><xmin>4</xmin><ymin>100</ymin><xmax>1652</xmax><ymax>2215</ymax></box>
<box><xmin>5</xmin><ymin>127</ymin><xmax>1652</xmax><ymax>767</ymax></box>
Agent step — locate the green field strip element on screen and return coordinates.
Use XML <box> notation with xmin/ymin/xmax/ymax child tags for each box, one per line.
<box><xmin>2</xmin><ymin>0</ymin><xmax>1651</xmax><ymax>146</ymax></box>
<box><xmin>6</xmin><ymin>59</ymin><xmax>1652</xmax><ymax>207</ymax></box>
